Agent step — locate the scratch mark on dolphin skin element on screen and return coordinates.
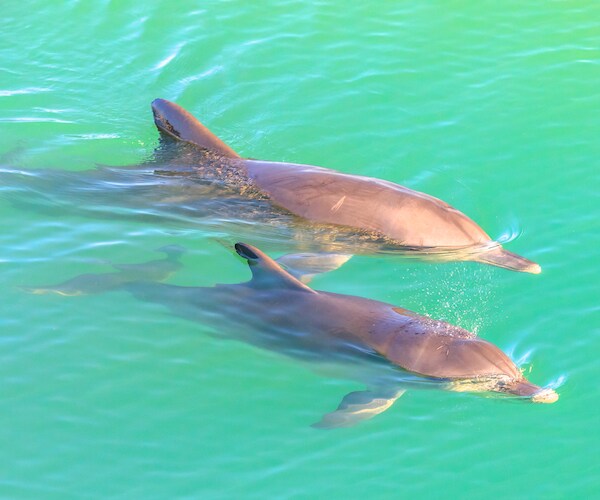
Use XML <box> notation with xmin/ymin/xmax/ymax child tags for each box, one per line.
<box><xmin>331</xmin><ymin>195</ymin><xmax>346</xmax><ymax>213</ymax></box>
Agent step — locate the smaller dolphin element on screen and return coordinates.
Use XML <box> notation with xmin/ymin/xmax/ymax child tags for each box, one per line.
<box><xmin>151</xmin><ymin>99</ymin><xmax>541</xmax><ymax>274</ymax></box>
<box><xmin>28</xmin><ymin>243</ymin><xmax>557</xmax><ymax>428</ymax></box>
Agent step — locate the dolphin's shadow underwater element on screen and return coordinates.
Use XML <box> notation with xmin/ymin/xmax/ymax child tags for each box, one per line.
<box><xmin>1</xmin><ymin>98</ymin><xmax>541</xmax><ymax>274</ymax></box>
<box><xmin>28</xmin><ymin>243</ymin><xmax>557</xmax><ymax>429</ymax></box>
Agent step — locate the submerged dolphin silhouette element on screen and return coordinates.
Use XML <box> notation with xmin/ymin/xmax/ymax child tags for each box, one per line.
<box><xmin>151</xmin><ymin>98</ymin><xmax>541</xmax><ymax>274</ymax></box>
<box><xmin>28</xmin><ymin>243</ymin><xmax>557</xmax><ymax>428</ymax></box>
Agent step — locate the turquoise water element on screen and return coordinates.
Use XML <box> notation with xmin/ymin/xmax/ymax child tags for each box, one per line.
<box><xmin>1</xmin><ymin>1</ymin><xmax>599</xmax><ymax>498</ymax></box>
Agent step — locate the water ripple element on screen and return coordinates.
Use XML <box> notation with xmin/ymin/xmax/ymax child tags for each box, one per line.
<box><xmin>152</xmin><ymin>42</ymin><xmax>186</xmax><ymax>71</ymax></box>
<box><xmin>0</xmin><ymin>87</ymin><xmax>52</xmax><ymax>97</ymax></box>
<box><xmin>0</xmin><ymin>0</ymin><xmax>597</xmax><ymax>497</ymax></box>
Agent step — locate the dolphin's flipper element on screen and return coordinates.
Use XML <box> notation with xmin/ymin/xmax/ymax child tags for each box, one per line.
<box><xmin>475</xmin><ymin>246</ymin><xmax>541</xmax><ymax>274</ymax></box>
<box><xmin>313</xmin><ymin>388</ymin><xmax>406</xmax><ymax>429</ymax></box>
<box><xmin>151</xmin><ymin>98</ymin><xmax>239</xmax><ymax>159</ymax></box>
<box><xmin>276</xmin><ymin>253</ymin><xmax>353</xmax><ymax>283</ymax></box>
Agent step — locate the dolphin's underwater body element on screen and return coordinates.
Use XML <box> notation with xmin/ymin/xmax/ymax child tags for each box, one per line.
<box><xmin>29</xmin><ymin>243</ymin><xmax>557</xmax><ymax>428</ymax></box>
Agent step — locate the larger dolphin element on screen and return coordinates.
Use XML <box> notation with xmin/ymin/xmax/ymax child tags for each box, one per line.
<box><xmin>151</xmin><ymin>99</ymin><xmax>541</xmax><ymax>274</ymax></box>
<box><xmin>1</xmin><ymin>101</ymin><xmax>541</xmax><ymax>273</ymax></box>
<box><xmin>29</xmin><ymin>243</ymin><xmax>557</xmax><ymax>428</ymax></box>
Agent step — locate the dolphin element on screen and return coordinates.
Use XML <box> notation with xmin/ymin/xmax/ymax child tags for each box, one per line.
<box><xmin>150</xmin><ymin>98</ymin><xmax>541</xmax><ymax>274</ymax></box>
<box><xmin>1</xmin><ymin>101</ymin><xmax>540</xmax><ymax>274</ymax></box>
<box><xmin>28</xmin><ymin>242</ymin><xmax>557</xmax><ymax>428</ymax></box>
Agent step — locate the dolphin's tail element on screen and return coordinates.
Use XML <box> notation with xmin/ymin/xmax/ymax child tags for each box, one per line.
<box><xmin>504</xmin><ymin>379</ymin><xmax>558</xmax><ymax>403</ymax></box>
<box><xmin>22</xmin><ymin>247</ymin><xmax>186</xmax><ymax>297</ymax></box>
<box><xmin>474</xmin><ymin>246</ymin><xmax>541</xmax><ymax>274</ymax></box>
<box><xmin>20</xmin><ymin>273</ymin><xmax>127</xmax><ymax>296</ymax></box>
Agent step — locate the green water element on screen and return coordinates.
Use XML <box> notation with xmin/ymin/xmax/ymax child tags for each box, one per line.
<box><xmin>1</xmin><ymin>1</ymin><xmax>599</xmax><ymax>498</ymax></box>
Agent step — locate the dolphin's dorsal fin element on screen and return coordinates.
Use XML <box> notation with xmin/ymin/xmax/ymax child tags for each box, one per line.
<box><xmin>151</xmin><ymin>98</ymin><xmax>240</xmax><ymax>159</ymax></box>
<box><xmin>234</xmin><ymin>243</ymin><xmax>316</xmax><ymax>293</ymax></box>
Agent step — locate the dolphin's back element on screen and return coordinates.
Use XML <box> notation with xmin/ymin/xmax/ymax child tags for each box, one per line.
<box><xmin>245</xmin><ymin>160</ymin><xmax>490</xmax><ymax>248</ymax></box>
<box><xmin>314</xmin><ymin>291</ymin><xmax>521</xmax><ymax>381</ymax></box>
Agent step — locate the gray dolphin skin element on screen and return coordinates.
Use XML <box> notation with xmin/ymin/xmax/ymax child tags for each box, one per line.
<box><xmin>29</xmin><ymin>242</ymin><xmax>557</xmax><ymax>428</ymax></box>
<box><xmin>151</xmin><ymin>98</ymin><xmax>541</xmax><ymax>274</ymax></box>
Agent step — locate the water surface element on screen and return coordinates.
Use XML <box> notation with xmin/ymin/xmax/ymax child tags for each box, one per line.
<box><xmin>1</xmin><ymin>1</ymin><xmax>599</xmax><ymax>498</ymax></box>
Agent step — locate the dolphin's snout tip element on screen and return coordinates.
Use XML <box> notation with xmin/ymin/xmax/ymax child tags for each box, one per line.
<box><xmin>531</xmin><ymin>388</ymin><xmax>559</xmax><ymax>404</ymax></box>
<box><xmin>528</xmin><ymin>262</ymin><xmax>542</xmax><ymax>275</ymax></box>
